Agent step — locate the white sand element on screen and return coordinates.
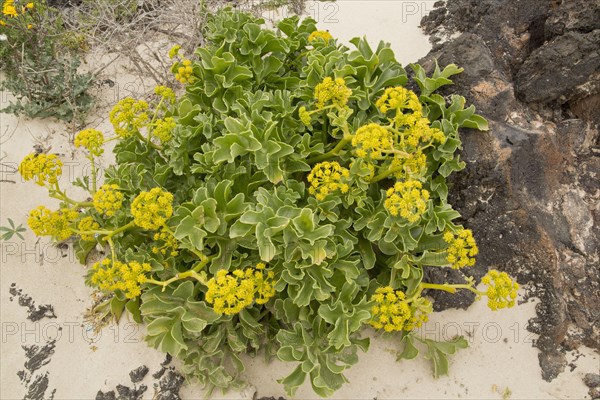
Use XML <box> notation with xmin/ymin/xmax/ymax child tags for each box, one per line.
<box><xmin>1</xmin><ymin>3</ymin><xmax>597</xmax><ymax>399</ymax></box>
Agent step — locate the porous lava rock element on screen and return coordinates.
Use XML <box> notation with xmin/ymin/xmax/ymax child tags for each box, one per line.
<box><xmin>420</xmin><ymin>0</ymin><xmax>599</xmax><ymax>381</ymax></box>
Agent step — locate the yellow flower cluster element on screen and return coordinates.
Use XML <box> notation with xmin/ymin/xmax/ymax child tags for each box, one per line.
<box><xmin>74</xmin><ymin>129</ymin><xmax>104</xmax><ymax>156</ymax></box>
<box><xmin>384</xmin><ymin>180</ymin><xmax>429</xmax><ymax>223</ymax></box>
<box><xmin>174</xmin><ymin>59</ymin><xmax>194</xmax><ymax>84</ymax></box>
<box><xmin>205</xmin><ymin>263</ymin><xmax>276</xmax><ymax>315</ymax></box>
<box><xmin>168</xmin><ymin>44</ymin><xmax>181</xmax><ymax>59</ymax></box>
<box><xmin>308</xmin><ymin>30</ymin><xmax>333</xmax><ymax>43</ymax></box>
<box><xmin>298</xmin><ymin>106</ymin><xmax>312</xmax><ymax>126</ymax></box>
<box><xmin>443</xmin><ymin>228</ymin><xmax>478</xmax><ymax>269</ymax></box>
<box><xmin>397</xmin><ymin>112</ymin><xmax>446</xmax><ymax>148</ymax></box>
<box><xmin>369</xmin><ymin>287</ymin><xmax>429</xmax><ymax>332</ymax></box>
<box><xmin>19</xmin><ymin>153</ymin><xmax>63</xmax><ymax>186</ymax></box>
<box><xmin>314</xmin><ymin>77</ymin><xmax>351</xmax><ymax>109</ymax></box>
<box><xmin>389</xmin><ymin>150</ymin><xmax>427</xmax><ymax>179</ymax></box>
<box><xmin>152</xmin><ymin>117</ymin><xmax>176</xmax><ymax>143</ymax></box>
<box><xmin>253</xmin><ymin>262</ymin><xmax>277</xmax><ymax>304</ymax></box>
<box><xmin>78</xmin><ymin>216</ymin><xmax>100</xmax><ymax>241</ymax></box>
<box><xmin>352</xmin><ymin>123</ymin><xmax>393</xmax><ymax>159</ymax></box>
<box><xmin>0</xmin><ymin>0</ymin><xmax>31</xmax><ymax>25</ymax></box>
<box><xmin>370</xmin><ymin>287</ymin><xmax>411</xmax><ymax>332</ymax></box>
<box><xmin>405</xmin><ymin>296</ymin><xmax>432</xmax><ymax>331</ymax></box>
<box><xmin>154</xmin><ymin>85</ymin><xmax>176</xmax><ymax>103</ymax></box>
<box><xmin>152</xmin><ymin>227</ymin><xmax>179</xmax><ymax>257</ymax></box>
<box><xmin>376</xmin><ymin>86</ymin><xmax>422</xmax><ymax>114</ymax></box>
<box><xmin>482</xmin><ymin>270</ymin><xmax>519</xmax><ymax>311</ymax></box>
<box><xmin>307</xmin><ymin>161</ymin><xmax>351</xmax><ymax>201</ymax></box>
<box><xmin>90</xmin><ymin>258</ymin><xmax>152</xmax><ymax>299</ymax></box>
<box><xmin>109</xmin><ymin>98</ymin><xmax>149</xmax><ymax>138</ymax></box>
<box><xmin>28</xmin><ymin>206</ymin><xmax>77</xmax><ymax>241</ymax></box>
<box><xmin>93</xmin><ymin>184</ymin><xmax>124</xmax><ymax>217</ymax></box>
<box><xmin>2</xmin><ymin>0</ymin><xmax>18</xmax><ymax>17</ymax></box>
<box><xmin>131</xmin><ymin>188</ymin><xmax>174</xmax><ymax>230</ymax></box>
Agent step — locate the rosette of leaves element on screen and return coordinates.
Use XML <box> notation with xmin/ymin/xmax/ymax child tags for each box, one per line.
<box><xmin>73</xmin><ymin>8</ymin><xmax>491</xmax><ymax>396</ymax></box>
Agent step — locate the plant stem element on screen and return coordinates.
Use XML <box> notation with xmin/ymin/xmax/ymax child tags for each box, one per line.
<box><xmin>307</xmin><ymin>136</ymin><xmax>353</xmax><ymax>164</ymax></box>
<box><xmin>72</xmin><ymin>221</ymin><xmax>136</xmax><ymax>239</ymax></box>
<box><xmin>135</xmin><ymin>131</ymin><xmax>162</xmax><ymax>151</ymax></box>
<box><xmin>105</xmin><ymin>221</ymin><xmax>136</xmax><ymax>239</ymax></box>
<box><xmin>371</xmin><ymin>166</ymin><xmax>405</xmax><ymax>183</ymax></box>
<box><xmin>89</xmin><ymin>155</ymin><xmax>97</xmax><ymax>193</ymax></box>
<box><xmin>106</xmin><ymin>237</ymin><xmax>116</xmax><ymax>262</ymax></box>
<box><xmin>419</xmin><ymin>282</ymin><xmax>484</xmax><ymax>296</ymax></box>
<box><xmin>145</xmin><ymin>270</ymin><xmax>208</xmax><ymax>292</ymax></box>
<box><xmin>389</xmin><ymin>268</ymin><xmax>397</xmax><ymax>288</ymax></box>
<box><xmin>148</xmin><ymin>97</ymin><xmax>165</xmax><ymax>145</ymax></box>
<box><xmin>50</xmin><ymin>184</ymin><xmax>93</xmax><ymax>207</ymax></box>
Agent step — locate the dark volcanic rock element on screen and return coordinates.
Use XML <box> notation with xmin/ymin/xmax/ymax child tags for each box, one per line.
<box><xmin>545</xmin><ymin>0</ymin><xmax>600</xmax><ymax>38</ymax></box>
<box><xmin>585</xmin><ymin>373</ymin><xmax>600</xmax><ymax>388</ymax></box>
<box><xmin>129</xmin><ymin>366</ymin><xmax>149</xmax><ymax>384</ymax></box>
<box><xmin>257</xmin><ymin>397</ymin><xmax>287</xmax><ymax>400</ymax></box>
<box><xmin>9</xmin><ymin>284</ymin><xmax>57</xmax><ymax>322</ymax></box>
<box><xmin>424</xmin><ymin>266</ymin><xmax>478</xmax><ymax>311</ymax></box>
<box><xmin>516</xmin><ymin>30</ymin><xmax>600</xmax><ymax>105</ymax></box>
<box><xmin>419</xmin><ymin>0</ymin><xmax>600</xmax><ymax>383</ymax></box>
<box><xmin>154</xmin><ymin>368</ymin><xmax>185</xmax><ymax>400</ymax></box>
<box><xmin>96</xmin><ymin>391</ymin><xmax>117</xmax><ymax>400</ymax></box>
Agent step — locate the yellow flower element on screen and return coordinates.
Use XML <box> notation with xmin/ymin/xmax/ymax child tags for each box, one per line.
<box><xmin>78</xmin><ymin>216</ymin><xmax>100</xmax><ymax>241</ymax></box>
<box><xmin>2</xmin><ymin>0</ymin><xmax>18</xmax><ymax>17</ymax></box>
<box><xmin>27</xmin><ymin>206</ymin><xmax>52</xmax><ymax>237</ymax></box>
<box><xmin>307</xmin><ymin>161</ymin><xmax>351</xmax><ymax>201</ymax></box>
<box><xmin>430</xmin><ymin>127</ymin><xmax>446</xmax><ymax>144</ymax></box>
<box><xmin>28</xmin><ymin>206</ymin><xmax>78</xmax><ymax>241</ymax></box>
<box><xmin>376</xmin><ymin>86</ymin><xmax>422</xmax><ymax>114</ymax></box>
<box><xmin>74</xmin><ymin>129</ymin><xmax>104</xmax><ymax>156</ymax></box>
<box><xmin>174</xmin><ymin>59</ymin><xmax>194</xmax><ymax>84</ymax></box>
<box><xmin>370</xmin><ymin>287</ymin><xmax>431</xmax><ymax>332</ymax></box>
<box><xmin>205</xmin><ymin>264</ymin><xmax>276</xmax><ymax>315</ymax></box>
<box><xmin>308</xmin><ymin>30</ymin><xmax>333</xmax><ymax>43</ymax></box>
<box><xmin>384</xmin><ymin>180</ymin><xmax>429</xmax><ymax>223</ymax></box>
<box><xmin>26</xmin><ymin>2</ymin><xmax>34</xmax><ymax>9</ymax></box>
<box><xmin>152</xmin><ymin>117</ymin><xmax>176</xmax><ymax>143</ymax></box>
<box><xmin>154</xmin><ymin>85</ymin><xmax>176</xmax><ymax>103</ymax></box>
<box><xmin>168</xmin><ymin>44</ymin><xmax>181</xmax><ymax>59</ymax></box>
<box><xmin>90</xmin><ymin>258</ymin><xmax>152</xmax><ymax>299</ymax></box>
<box><xmin>396</xmin><ymin>114</ymin><xmax>446</xmax><ymax>148</ymax></box>
<box><xmin>151</xmin><ymin>227</ymin><xmax>179</xmax><ymax>257</ymax></box>
<box><xmin>109</xmin><ymin>98</ymin><xmax>149</xmax><ymax>138</ymax></box>
<box><xmin>298</xmin><ymin>106</ymin><xmax>312</xmax><ymax>126</ymax></box>
<box><xmin>389</xmin><ymin>150</ymin><xmax>427</xmax><ymax>180</ymax></box>
<box><xmin>93</xmin><ymin>184</ymin><xmax>124</xmax><ymax>217</ymax></box>
<box><xmin>131</xmin><ymin>188</ymin><xmax>174</xmax><ymax>230</ymax></box>
<box><xmin>443</xmin><ymin>228</ymin><xmax>478</xmax><ymax>269</ymax></box>
<box><xmin>19</xmin><ymin>153</ymin><xmax>63</xmax><ymax>186</ymax></box>
<box><xmin>405</xmin><ymin>295</ymin><xmax>432</xmax><ymax>331</ymax></box>
<box><xmin>352</xmin><ymin>123</ymin><xmax>393</xmax><ymax>160</ymax></box>
<box><xmin>314</xmin><ymin>77</ymin><xmax>351</xmax><ymax>109</ymax></box>
<box><xmin>481</xmin><ymin>269</ymin><xmax>519</xmax><ymax>311</ymax></box>
<box><xmin>253</xmin><ymin>262</ymin><xmax>276</xmax><ymax>304</ymax></box>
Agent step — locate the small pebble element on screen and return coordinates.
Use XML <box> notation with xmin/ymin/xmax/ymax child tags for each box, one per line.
<box><xmin>584</xmin><ymin>373</ymin><xmax>600</xmax><ymax>388</ymax></box>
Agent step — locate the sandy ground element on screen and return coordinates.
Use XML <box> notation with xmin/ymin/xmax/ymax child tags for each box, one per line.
<box><xmin>1</xmin><ymin>1</ymin><xmax>598</xmax><ymax>399</ymax></box>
